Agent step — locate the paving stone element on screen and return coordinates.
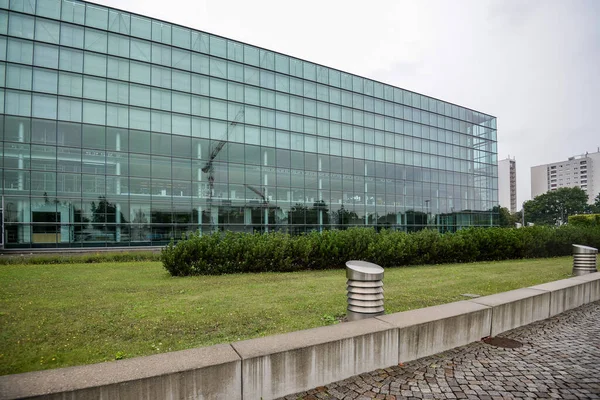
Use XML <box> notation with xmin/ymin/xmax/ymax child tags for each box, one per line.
<box><xmin>279</xmin><ymin>302</ymin><xmax>600</xmax><ymax>400</ymax></box>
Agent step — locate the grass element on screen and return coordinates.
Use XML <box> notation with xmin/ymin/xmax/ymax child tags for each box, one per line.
<box><xmin>0</xmin><ymin>256</ymin><xmax>574</xmax><ymax>375</ymax></box>
<box><xmin>0</xmin><ymin>251</ymin><xmax>160</xmax><ymax>265</ymax></box>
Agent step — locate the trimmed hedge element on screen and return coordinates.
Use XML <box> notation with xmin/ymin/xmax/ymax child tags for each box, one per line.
<box><xmin>0</xmin><ymin>251</ymin><xmax>160</xmax><ymax>265</ymax></box>
<box><xmin>161</xmin><ymin>225</ymin><xmax>600</xmax><ymax>276</ymax></box>
<box><xmin>569</xmin><ymin>214</ymin><xmax>600</xmax><ymax>227</ymax></box>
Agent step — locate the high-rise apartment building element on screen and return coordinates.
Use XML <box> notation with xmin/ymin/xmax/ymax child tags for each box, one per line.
<box><xmin>531</xmin><ymin>149</ymin><xmax>600</xmax><ymax>204</ymax></box>
<box><xmin>0</xmin><ymin>0</ymin><xmax>498</xmax><ymax>249</ymax></box>
<box><xmin>498</xmin><ymin>156</ymin><xmax>517</xmax><ymax>213</ymax></box>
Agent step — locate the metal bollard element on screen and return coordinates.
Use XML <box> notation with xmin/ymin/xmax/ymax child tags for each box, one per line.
<box><xmin>346</xmin><ymin>260</ymin><xmax>384</xmax><ymax>321</ymax></box>
<box><xmin>572</xmin><ymin>244</ymin><xmax>598</xmax><ymax>276</ymax></box>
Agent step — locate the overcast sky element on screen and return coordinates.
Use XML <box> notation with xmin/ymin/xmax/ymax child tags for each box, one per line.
<box><xmin>92</xmin><ymin>0</ymin><xmax>600</xmax><ymax>206</ymax></box>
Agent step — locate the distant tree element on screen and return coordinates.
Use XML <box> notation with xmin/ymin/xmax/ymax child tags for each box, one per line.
<box><xmin>90</xmin><ymin>196</ymin><xmax>128</xmax><ymax>225</ymax></box>
<box><xmin>592</xmin><ymin>193</ymin><xmax>600</xmax><ymax>214</ymax></box>
<box><xmin>523</xmin><ymin>187</ymin><xmax>588</xmax><ymax>226</ymax></box>
<box><xmin>332</xmin><ymin>205</ymin><xmax>359</xmax><ymax>228</ymax></box>
<box><xmin>514</xmin><ymin>210</ymin><xmax>523</xmax><ymax>225</ymax></box>
<box><xmin>307</xmin><ymin>200</ymin><xmax>330</xmax><ymax>225</ymax></box>
<box><xmin>493</xmin><ymin>206</ymin><xmax>517</xmax><ymax>227</ymax></box>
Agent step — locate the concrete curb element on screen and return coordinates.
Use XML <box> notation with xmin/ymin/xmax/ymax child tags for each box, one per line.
<box><xmin>232</xmin><ymin>318</ymin><xmax>397</xmax><ymax>400</ymax></box>
<box><xmin>468</xmin><ymin>288</ymin><xmax>551</xmax><ymax>336</ymax></box>
<box><xmin>1</xmin><ymin>272</ymin><xmax>599</xmax><ymax>400</ymax></box>
<box><xmin>0</xmin><ymin>345</ymin><xmax>241</xmax><ymax>400</ymax></box>
<box><xmin>376</xmin><ymin>301</ymin><xmax>492</xmax><ymax>364</ymax></box>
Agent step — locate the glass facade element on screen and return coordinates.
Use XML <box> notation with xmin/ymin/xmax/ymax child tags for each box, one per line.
<box><xmin>0</xmin><ymin>0</ymin><xmax>498</xmax><ymax>248</ymax></box>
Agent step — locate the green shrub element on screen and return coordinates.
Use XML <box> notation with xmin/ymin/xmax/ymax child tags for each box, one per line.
<box><xmin>0</xmin><ymin>251</ymin><xmax>160</xmax><ymax>265</ymax></box>
<box><xmin>160</xmin><ymin>226</ymin><xmax>600</xmax><ymax>276</ymax></box>
<box><xmin>569</xmin><ymin>214</ymin><xmax>600</xmax><ymax>227</ymax></box>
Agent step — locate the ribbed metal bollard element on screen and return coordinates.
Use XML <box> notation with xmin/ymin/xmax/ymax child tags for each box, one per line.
<box><xmin>346</xmin><ymin>260</ymin><xmax>384</xmax><ymax>321</ymax></box>
<box><xmin>572</xmin><ymin>244</ymin><xmax>598</xmax><ymax>276</ymax></box>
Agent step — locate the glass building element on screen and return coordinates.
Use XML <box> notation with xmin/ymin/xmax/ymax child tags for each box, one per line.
<box><xmin>0</xmin><ymin>0</ymin><xmax>498</xmax><ymax>249</ymax></box>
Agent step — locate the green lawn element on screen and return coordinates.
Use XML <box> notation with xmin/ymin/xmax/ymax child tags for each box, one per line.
<box><xmin>0</xmin><ymin>257</ymin><xmax>573</xmax><ymax>375</ymax></box>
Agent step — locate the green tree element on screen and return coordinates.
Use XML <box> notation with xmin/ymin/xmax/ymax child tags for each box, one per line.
<box><xmin>493</xmin><ymin>206</ymin><xmax>517</xmax><ymax>227</ymax></box>
<box><xmin>523</xmin><ymin>187</ymin><xmax>588</xmax><ymax>226</ymax></box>
<box><xmin>591</xmin><ymin>193</ymin><xmax>600</xmax><ymax>214</ymax></box>
<box><xmin>90</xmin><ymin>197</ymin><xmax>129</xmax><ymax>225</ymax></box>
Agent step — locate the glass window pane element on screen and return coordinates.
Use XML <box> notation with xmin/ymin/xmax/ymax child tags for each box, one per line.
<box><xmin>6</xmin><ymin>64</ymin><xmax>32</xmax><ymax>90</ymax></box>
<box><xmin>152</xmin><ymin>20</ymin><xmax>171</xmax><ymax>45</ymax></box>
<box><xmin>130</xmin><ymin>84</ymin><xmax>151</xmax><ymax>108</ymax></box>
<box><xmin>172</xmin><ymin>92</ymin><xmax>190</xmax><ymax>114</ymax></box>
<box><xmin>83</xmin><ymin>76</ymin><xmax>106</xmax><ymax>101</ymax></box>
<box><xmin>151</xmin><ymin>111</ymin><xmax>171</xmax><ymax>133</ymax></box>
<box><xmin>209</xmin><ymin>35</ymin><xmax>226</xmax><ymax>58</ymax></box>
<box><xmin>172</xmin><ymin>70</ymin><xmax>190</xmax><ymax>92</ymax></box>
<box><xmin>172</xmin><ymin>49</ymin><xmax>190</xmax><ymax>71</ymax></box>
<box><xmin>0</xmin><ymin>10</ymin><xmax>7</xmax><ymax>36</ymax></box>
<box><xmin>84</xmin><ymin>52</ymin><xmax>106</xmax><ymax>77</ymax></box>
<box><xmin>172</xmin><ymin>114</ymin><xmax>190</xmax><ymax>136</ymax></box>
<box><xmin>108</xmin><ymin>9</ymin><xmax>130</xmax><ymax>34</ymax></box>
<box><xmin>32</xmin><ymin>94</ymin><xmax>57</xmax><ymax>119</ymax></box>
<box><xmin>131</xmin><ymin>38</ymin><xmax>151</xmax><ymax>62</ymax></box>
<box><xmin>210</xmin><ymin>57</ymin><xmax>226</xmax><ymax>79</ymax></box>
<box><xmin>82</xmin><ymin>124</ymin><xmax>105</xmax><ymax>150</ymax></box>
<box><xmin>5</xmin><ymin>90</ymin><xmax>32</xmax><ymax>116</ymax></box>
<box><xmin>58</xmin><ymin>97</ymin><xmax>82</xmax><ymax>122</ymax></box>
<box><xmin>172</xmin><ymin>26</ymin><xmax>190</xmax><ymax>49</ymax></box>
<box><xmin>61</xmin><ymin>0</ymin><xmax>85</xmax><ymax>24</ymax></box>
<box><xmin>191</xmin><ymin>31</ymin><xmax>209</xmax><ymax>53</ymax></box>
<box><xmin>150</xmin><ymin>87</ymin><xmax>170</xmax><ymax>111</ymax></box>
<box><xmin>129</xmin><ymin>129</ymin><xmax>150</xmax><ymax>153</ymax></box>
<box><xmin>59</xmin><ymin>47</ymin><xmax>83</xmax><ymax>73</ymax></box>
<box><xmin>290</xmin><ymin>58</ymin><xmax>302</xmax><ymax>78</ymax></box>
<box><xmin>36</xmin><ymin>0</ymin><xmax>59</xmax><ymax>18</ymax></box>
<box><xmin>131</xmin><ymin>15</ymin><xmax>151</xmax><ymax>39</ymax></box>
<box><xmin>210</xmin><ymin>78</ymin><xmax>226</xmax><ymax>99</ymax></box>
<box><xmin>83</xmin><ymin>100</ymin><xmax>106</xmax><ymax>125</ymax></box>
<box><xmin>130</xmin><ymin>107</ymin><xmax>150</xmax><ymax>130</ymax></box>
<box><xmin>11</xmin><ymin>0</ymin><xmax>36</xmax><ymax>13</ymax></box>
<box><xmin>60</xmin><ymin>23</ymin><xmax>84</xmax><ymax>48</ymax></box>
<box><xmin>57</xmin><ymin>121</ymin><xmax>82</xmax><ymax>147</ymax></box>
<box><xmin>34</xmin><ymin>17</ymin><xmax>60</xmax><ymax>44</ymax></box>
<box><xmin>9</xmin><ymin>13</ymin><xmax>34</xmax><ymax>39</ymax></box>
<box><xmin>34</xmin><ymin>43</ymin><xmax>59</xmax><ymax>69</ymax></box>
<box><xmin>58</xmin><ymin>71</ymin><xmax>82</xmax><ymax>96</ymax></box>
<box><xmin>33</xmin><ymin>68</ymin><xmax>57</xmax><ymax>93</ymax></box>
<box><xmin>191</xmin><ymin>53</ymin><xmax>209</xmax><ymax>75</ymax></box>
<box><xmin>107</xmin><ymin>56</ymin><xmax>129</xmax><ymax>80</ymax></box>
<box><xmin>84</xmin><ymin>28</ymin><xmax>108</xmax><ymax>53</ymax></box>
<box><xmin>129</xmin><ymin>61</ymin><xmax>150</xmax><ymax>85</ymax></box>
<box><xmin>227</xmin><ymin>40</ymin><xmax>243</xmax><ymax>62</ymax></box>
<box><xmin>244</xmin><ymin>44</ymin><xmax>259</xmax><ymax>66</ymax></box>
<box><xmin>85</xmin><ymin>3</ymin><xmax>108</xmax><ymax>30</ymax></box>
<box><xmin>7</xmin><ymin>37</ymin><xmax>33</xmax><ymax>64</ymax></box>
<box><xmin>106</xmin><ymin>104</ymin><xmax>129</xmax><ymax>128</ymax></box>
<box><xmin>259</xmin><ymin>49</ymin><xmax>274</xmax><ymax>70</ymax></box>
<box><xmin>152</xmin><ymin>43</ymin><xmax>171</xmax><ymax>67</ymax></box>
<box><xmin>151</xmin><ymin>65</ymin><xmax>171</xmax><ymax>88</ymax></box>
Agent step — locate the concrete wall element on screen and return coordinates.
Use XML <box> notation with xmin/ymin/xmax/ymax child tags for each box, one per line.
<box><xmin>1</xmin><ymin>272</ymin><xmax>599</xmax><ymax>400</ymax></box>
<box><xmin>469</xmin><ymin>288</ymin><xmax>551</xmax><ymax>336</ymax></box>
<box><xmin>377</xmin><ymin>301</ymin><xmax>491</xmax><ymax>363</ymax></box>
<box><xmin>231</xmin><ymin>319</ymin><xmax>397</xmax><ymax>400</ymax></box>
<box><xmin>0</xmin><ymin>345</ymin><xmax>241</xmax><ymax>400</ymax></box>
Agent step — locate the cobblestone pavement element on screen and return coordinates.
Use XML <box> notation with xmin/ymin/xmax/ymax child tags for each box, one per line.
<box><xmin>280</xmin><ymin>301</ymin><xmax>600</xmax><ymax>400</ymax></box>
